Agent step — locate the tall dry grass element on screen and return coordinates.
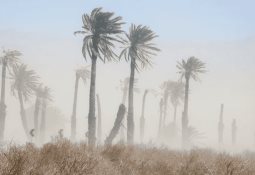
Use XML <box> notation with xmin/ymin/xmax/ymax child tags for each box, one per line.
<box><xmin>0</xmin><ymin>139</ymin><xmax>254</xmax><ymax>175</ymax></box>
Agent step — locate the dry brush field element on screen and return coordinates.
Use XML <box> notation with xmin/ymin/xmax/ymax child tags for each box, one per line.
<box><xmin>0</xmin><ymin>139</ymin><xmax>254</xmax><ymax>175</ymax></box>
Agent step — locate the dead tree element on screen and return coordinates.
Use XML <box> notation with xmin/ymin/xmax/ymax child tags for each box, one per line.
<box><xmin>105</xmin><ymin>104</ymin><xmax>126</xmax><ymax>145</ymax></box>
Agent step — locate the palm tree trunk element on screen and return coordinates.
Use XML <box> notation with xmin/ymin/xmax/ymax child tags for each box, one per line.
<box><xmin>40</xmin><ymin>99</ymin><xmax>47</xmax><ymax>144</ymax></box>
<box><xmin>34</xmin><ymin>95</ymin><xmax>41</xmax><ymax>143</ymax></box>
<box><xmin>163</xmin><ymin>91</ymin><xmax>169</xmax><ymax>127</ymax></box>
<box><xmin>96</xmin><ymin>94</ymin><xmax>102</xmax><ymax>144</ymax></box>
<box><xmin>88</xmin><ymin>50</ymin><xmax>97</xmax><ymax>146</ymax></box>
<box><xmin>0</xmin><ymin>62</ymin><xmax>7</xmax><ymax>141</ymax></box>
<box><xmin>18</xmin><ymin>90</ymin><xmax>29</xmax><ymax>138</ymax></box>
<box><xmin>105</xmin><ymin>104</ymin><xmax>126</xmax><ymax>145</ymax></box>
<box><xmin>127</xmin><ymin>58</ymin><xmax>135</xmax><ymax>144</ymax></box>
<box><xmin>71</xmin><ymin>75</ymin><xmax>79</xmax><ymax>141</ymax></box>
<box><xmin>182</xmin><ymin>76</ymin><xmax>190</xmax><ymax>148</ymax></box>
<box><xmin>140</xmin><ymin>90</ymin><xmax>148</xmax><ymax>143</ymax></box>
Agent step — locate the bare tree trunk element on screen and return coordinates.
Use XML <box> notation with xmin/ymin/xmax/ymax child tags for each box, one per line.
<box><xmin>127</xmin><ymin>58</ymin><xmax>135</xmax><ymax>144</ymax></box>
<box><xmin>88</xmin><ymin>45</ymin><xmax>97</xmax><ymax>146</ymax></box>
<box><xmin>18</xmin><ymin>90</ymin><xmax>29</xmax><ymax>139</ymax></box>
<box><xmin>218</xmin><ymin>104</ymin><xmax>224</xmax><ymax>144</ymax></box>
<box><xmin>71</xmin><ymin>75</ymin><xmax>79</xmax><ymax>141</ymax></box>
<box><xmin>140</xmin><ymin>90</ymin><xmax>148</xmax><ymax>143</ymax></box>
<box><xmin>182</xmin><ymin>76</ymin><xmax>190</xmax><ymax>148</ymax></box>
<box><xmin>232</xmin><ymin>119</ymin><xmax>237</xmax><ymax>145</ymax></box>
<box><xmin>40</xmin><ymin>99</ymin><xmax>47</xmax><ymax>144</ymax></box>
<box><xmin>173</xmin><ymin>105</ymin><xmax>177</xmax><ymax>123</ymax></box>
<box><xmin>0</xmin><ymin>62</ymin><xmax>7</xmax><ymax>141</ymax></box>
<box><xmin>96</xmin><ymin>94</ymin><xmax>102</xmax><ymax>144</ymax></box>
<box><xmin>158</xmin><ymin>98</ymin><xmax>163</xmax><ymax>138</ymax></box>
<box><xmin>105</xmin><ymin>104</ymin><xmax>126</xmax><ymax>145</ymax></box>
<box><xmin>120</xmin><ymin>79</ymin><xmax>128</xmax><ymax>143</ymax></box>
<box><xmin>34</xmin><ymin>95</ymin><xmax>41</xmax><ymax>143</ymax></box>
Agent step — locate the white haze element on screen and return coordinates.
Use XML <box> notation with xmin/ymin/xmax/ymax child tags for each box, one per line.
<box><xmin>0</xmin><ymin>29</ymin><xmax>254</xmax><ymax>152</ymax></box>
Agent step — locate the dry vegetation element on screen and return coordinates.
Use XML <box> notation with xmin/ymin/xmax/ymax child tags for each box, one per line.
<box><xmin>0</xmin><ymin>140</ymin><xmax>254</xmax><ymax>175</ymax></box>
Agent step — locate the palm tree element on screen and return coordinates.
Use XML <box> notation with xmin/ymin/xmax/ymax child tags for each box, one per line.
<box><xmin>160</xmin><ymin>81</ymin><xmax>171</xmax><ymax>127</ymax></box>
<box><xmin>70</xmin><ymin>67</ymin><xmax>90</xmax><ymax>141</ymax></box>
<box><xmin>120</xmin><ymin>24</ymin><xmax>159</xmax><ymax>144</ymax></box>
<box><xmin>177</xmin><ymin>57</ymin><xmax>206</xmax><ymax>147</ymax></box>
<box><xmin>169</xmin><ymin>81</ymin><xmax>184</xmax><ymax>123</ymax></box>
<box><xmin>74</xmin><ymin>7</ymin><xmax>124</xmax><ymax>146</ymax></box>
<box><xmin>10</xmin><ymin>64</ymin><xmax>38</xmax><ymax>138</ymax></box>
<box><xmin>140</xmin><ymin>89</ymin><xmax>148</xmax><ymax>143</ymax></box>
<box><xmin>0</xmin><ymin>49</ymin><xmax>21</xmax><ymax>141</ymax></box>
<box><xmin>39</xmin><ymin>86</ymin><xmax>52</xmax><ymax>144</ymax></box>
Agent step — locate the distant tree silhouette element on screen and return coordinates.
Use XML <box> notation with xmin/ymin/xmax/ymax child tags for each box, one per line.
<box><xmin>39</xmin><ymin>86</ymin><xmax>52</xmax><ymax>144</ymax></box>
<box><xmin>75</xmin><ymin>8</ymin><xmax>124</xmax><ymax>146</ymax></box>
<box><xmin>140</xmin><ymin>89</ymin><xmax>148</xmax><ymax>143</ymax></box>
<box><xmin>158</xmin><ymin>98</ymin><xmax>164</xmax><ymax>138</ymax></box>
<box><xmin>0</xmin><ymin>49</ymin><xmax>21</xmax><ymax>141</ymax></box>
<box><xmin>232</xmin><ymin>119</ymin><xmax>237</xmax><ymax>145</ymax></box>
<box><xmin>70</xmin><ymin>67</ymin><xmax>90</xmax><ymax>141</ymax></box>
<box><xmin>120</xmin><ymin>24</ymin><xmax>159</xmax><ymax>144</ymax></box>
<box><xmin>10</xmin><ymin>64</ymin><xmax>38</xmax><ymax>138</ymax></box>
<box><xmin>177</xmin><ymin>57</ymin><xmax>206</xmax><ymax>148</ymax></box>
<box><xmin>34</xmin><ymin>84</ymin><xmax>44</xmax><ymax>143</ymax></box>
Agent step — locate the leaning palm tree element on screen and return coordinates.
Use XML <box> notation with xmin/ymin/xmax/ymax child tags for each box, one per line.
<box><xmin>39</xmin><ymin>86</ymin><xmax>52</xmax><ymax>144</ymax></box>
<box><xmin>177</xmin><ymin>57</ymin><xmax>206</xmax><ymax>147</ymax></box>
<box><xmin>120</xmin><ymin>24</ymin><xmax>159</xmax><ymax>144</ymax></box>
<box><xmin>10</xmin><ymin>64</ymin><xmax>38</xmax><ymax>138</ymax></box>
<box><xmin>70</xmin><ymin>67</ymin><xmax>90</xmax><ymax>141</ymax></box>
<box><xmin>74</xmin><ymin>7</ymin><xmax>124</xmax><ymax>146</ymax></box>
<box><xmin>0</xmin><ymin>49</ymin><xmax>21</xmax><ymax>141</ymax></box>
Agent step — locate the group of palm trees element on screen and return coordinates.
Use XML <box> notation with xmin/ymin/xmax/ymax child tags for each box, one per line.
<box><xmin>74</xmin><ymin>7</ymin><xmax>206</xmax><ymax>147</ymax></box>
<box><xmin>0</xmin><ymin>50</ymin><xmax>52</xmax><ymax>144</ymax></box>
<box><xmin>0</xmin><ymin>7</ymin><xmax>206</xmax><ymax>148</ymax></box>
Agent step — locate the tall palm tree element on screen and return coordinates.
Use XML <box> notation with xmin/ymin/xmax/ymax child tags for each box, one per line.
<box><xmin>39</xmin><ymin>86</ymin><xmax>52</xmax><ymax>144</ymax></box>
<box><xmin>70</xmin><ymin>67</ymin><xmax>90</xmax><ymax>141</ymax></box>
<box><xmin>120</xmin><ymin>24</ymin><xmax>159</xmax><ymax>144</ymax></box>
<box><xmin>10</xmin><ymin>64</ymin><xmax>38</xmax><ymax>138</ymax></box>
<box><xmin>0</xmin><ymin>49</ymin><xmax>21</xmax><ymax>141</ymax></box>
<box><xmin>74</xmin><ymin>7</ymin><xmax>124</xmax><ymax>146</ymax></box>
<box><xmin>169</xmin><ymin>81</ymin><xmax>184</xmax><ymax>123</ymax></box>
<box><xmin>177</xmin><ymin>57</ymin><xmax>206</xmax><ymax>147</ymax></box>
<box><xmin>160</xmin><ymin>81</ymin><xmax>171</xmax><ymax>127</ymax></box>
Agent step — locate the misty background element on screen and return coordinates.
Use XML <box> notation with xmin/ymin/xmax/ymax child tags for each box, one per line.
<box><xmin>0</xmin><ymin>0</ymin><xmax>254</xmax><ymax>150</ymax></box>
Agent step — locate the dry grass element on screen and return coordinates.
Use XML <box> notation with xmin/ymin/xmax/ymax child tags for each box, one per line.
<box><xmin>0</xmin><ymin>140</ymin><xmax>254</xmax><ymax>175</ymax></box>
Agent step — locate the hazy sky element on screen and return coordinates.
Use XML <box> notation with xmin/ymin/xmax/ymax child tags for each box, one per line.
<box><xmin>0</xmin><ymin>0</ymin><xmax>255</xmax><ymax>150</ymax></box>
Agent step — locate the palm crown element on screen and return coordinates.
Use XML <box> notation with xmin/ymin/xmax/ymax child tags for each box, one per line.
<box><xmin>74</xmin><ymin>7</ymin><xmax>124</xmax><ymax>61</ymax></box>
<box><xmin>0</xmin><ymin>49</ymin><xmax>21</xmax><ymax>68</ymax></box>
<box><xmin>177</xmin><ymin>57</ymin><xmax>206</xmax><ymax>81</ymax></box>
<box><xmin>10</xmin><ymin>64</ymin><xmax>39</xmax><ymax>101</ymax></box>
<box><xmin>76</xmin><ymin>66</ymin><xmax>90</xmax><ymax>83</ymax></box>
<box><xmin>120</xmin><ymin>24</ymin><xmax>160</xmax><ymax>70</ymax></box>
<box><xmin>169</xmin><ymin>81</ymin><xmax>184</xmax><ymax>107</ymax></box>
<box><xmin>41</xmin><ymin>86</ymin><xmax>52</xmax><ymax>102</ymax></box>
